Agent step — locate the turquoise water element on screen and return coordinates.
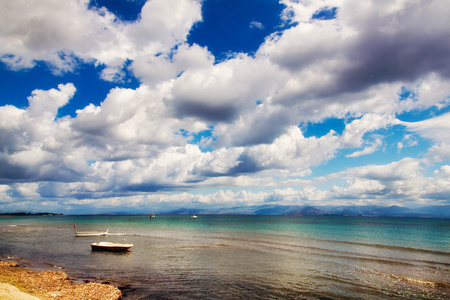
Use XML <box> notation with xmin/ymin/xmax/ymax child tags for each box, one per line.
<box><xmin>0</xmin><ymin>215</ymin><xmax>449</xmax><ymax>299</ymax></box>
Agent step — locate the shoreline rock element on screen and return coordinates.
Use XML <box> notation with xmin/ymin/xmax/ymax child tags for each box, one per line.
<box><xmin>0</xmin><ymin>260</ymin><xmax>122</xmax><ymax>299</ymax></box>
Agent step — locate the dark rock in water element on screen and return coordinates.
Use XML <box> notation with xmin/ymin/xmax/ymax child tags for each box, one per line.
<box><xmin>119</xmin><ymin>284</ymin><xmax>132</xmax><ymax>291</ymax></box>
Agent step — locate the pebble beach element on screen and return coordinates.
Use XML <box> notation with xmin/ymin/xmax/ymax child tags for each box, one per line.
<box><xmin>0</xmin><ymin>260</ymin><xmax>122</xmax><ymax>300</ymax></box>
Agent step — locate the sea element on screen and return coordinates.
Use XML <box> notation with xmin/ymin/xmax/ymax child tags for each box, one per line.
<box><xmin>0</xmin><ymin>214</ymin><xmax>449</xmax><ymax>299</ymax></box>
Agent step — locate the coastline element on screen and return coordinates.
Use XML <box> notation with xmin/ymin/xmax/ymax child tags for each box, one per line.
<box><xmin>0</xmin><ymin>260</ymin><xmax>122</xmax><ymax>300</ymax></box>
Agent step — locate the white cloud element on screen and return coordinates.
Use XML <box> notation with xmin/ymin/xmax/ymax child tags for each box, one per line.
<box><xmin>131</xmin><ymin>43</ymin><xmax>214</xmax><ymax>85</ymax></box>
<box><xmin>402</xmin><ymin>112</ymin><xmax>450</xmax><ymax>144</ymax></box>
<box><xmin>0</xmin><ymin>0</ymin><xmax>112</xmax><ymax>71</ymax></box>
<box><xmin>247</xmin><ymin>126</ymin><xmax>339</xmax><ymax>173</ymax></box>
<box><xmin>127</xmin><ymin>0</ymin><xmax>202</xmax><ymax>49</ymax></box>
<box><xmin>401</xmin><ymin>134</ymin><xmax>418</xmax><ymax>148</ymax></box>
<box><xmin>0</xmin><ymin>184</ymin><xmax>12</xmax><ymax>197</ymax></box>
<box><xmin>27</xmin><ymin>83</ymin><xmax>76</xmax><ymax>118</ymax></box>
<box><xmin>172</xmin><ymin>54</ymin><xmax>288</xmax><ymax>124</ymax></box>
<box><xmin>322</xmin><ymin>157</ymin><xmax>450</xmax><ymax>205</ymax></box>
<box><xmin>426</xmin><ymin>143</ymin><xmax>450</xmax><ymax>162</ymax></box>
<box><xmin>331</xmin><ymin>178</ymin><xmax>386</xmax><ymax>198</ymax></box>
<box><xmin>1</xmin><ymin>0</ymin><xmax>450</xmax><ymax>212</ymax></box>
<box><xmin>0</xmin><ymin>83</ymin><xmax>78</xmax><ymax>182</ymax></box>
<box><xmin>72</xmin><ymin>83</ymin><xmax>192</xmax><ymax>150</ymax></box>
<box><xmin>434</xmin><ymin>165</ymin><xmax>450</xmax><ymax>178</ymax></box>
<box><xmin>341</xmin><ymin>114</ymin><xmax>396</xmax><ymax>148</ymax></box>
<box><xmin>352</xmin><ymin>158</ymin><xmax>423</xmax><ymax>181</ymax></box>
<box><xmin>261</xmin><ymin>0</ymin><xmax>450</xmax><ymax>117</ymax></box>
<box><xmin>0</xmin><ymin>0</ymin><xmax>202</xmax><ymax>78</ymax></box>
<box><xmin>279</xmin><ymin>0</ymin><xmax>342</xmax><ymax>24</ymax></box>
<box><xmin>346</xmin><ymin>138</ymin><xmax>382</xmax><ymax>158</ymax></box>
<box><xmin>250</xmin><ymin>21</ymin><xmax>264</xmax><ymax>29</ymax></box>
<box><xmin>398</xmin><ymin>73</ymin><xmax>450</xmax><ymax>111</ymax></box>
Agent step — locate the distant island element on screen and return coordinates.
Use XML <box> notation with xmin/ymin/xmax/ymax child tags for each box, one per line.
<box><xmin>2</xmin><ymin>205</ymin><xmax>449</xmax><ymax>219</ymax></box>
<box><xmin>0</xmin><ymin>212</ymin><xmax>63</xmax><ymax>217</ymax></box>
<box><xmin>167</xmin><ymin>204</ymin><xmax>450</xmax><ymax>219</ymax></box>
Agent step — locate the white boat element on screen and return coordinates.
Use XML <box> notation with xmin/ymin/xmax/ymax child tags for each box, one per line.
<box><xmin>190</xmin><ymin>215</ymin><xmax>198</xmax><ymax>219</ymax></box>
<box><xmin>73</xmin><ymin>223</ymin><xmax>109</xmax><ymax>237</ymax></box>
<box><xmin>75</xmin><ymin>229</ymin><xmax>109</xmax><ymax>237</ymax></box>
<box><xmin>91</xmin><ymin>242</ymin><xmax>133</xmax><ymax>252</ymax></box>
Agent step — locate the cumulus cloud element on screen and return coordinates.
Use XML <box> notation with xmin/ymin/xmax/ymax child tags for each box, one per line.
<box><xmin>1</xmin><ymin>0</ymin><xmax>450</xmax><ymax>212</ymax></box>
<box><xmin>171</xmin><ymin>54</ymin><xmax>287</xmax><ymax>125</ymax></box>
<box><xmin>331</xmin><ymin>178</ymin><xmax>386</xmax><ymax>199</ymax></box>
<box><xmin>246</xmin><ymin>126</ymin><xmax>339</xmax><ymax>174</ymax></box>
<box><xmin>27</xmin><ymin>83</ymin><xmax>76</xmax><ymax>118</ymax></box>
<box><xmin>0</xmin><ymin>0</ymin><xmax>202</xmax><ymax>78</ymax></box>
<box><xmin>1</xmin><ymin>0</ymin><xmax>114</xmax><ymax>71</ymax></box>
<box><xmin>324</xmin><ymin>157</ymin><xmax>450</xmax><ymax>205</ymax></box>
<box><xmin>341</xmin><ymin>114</ymin><xmax>396</xmax><ymax>148</ymax></box>
<box><xmin>261</xmin><ymin>0</ymin><xmax>450</xmax><ymax>111</ymax></box>
<box><xmin>0</xmin><ymin>83</ymin><xmax>78</xmax><ymax>183</ymax></box>
<box><xmin>352</xmin><ymin>158</ymin><xmax>423</xmax><ymax>181</ymax></box>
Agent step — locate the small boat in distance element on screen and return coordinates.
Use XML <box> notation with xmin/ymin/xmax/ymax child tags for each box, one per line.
<box><xmin>91</xmin><ymin>242</ymin><xmax>133</xmax><ymax>252</ymax></box>
<box><xmin>190</xmin><ymin>215</ymin><xmax>198</xmax><ymax>219</ymax></box>
<box><xmin>73</xmin><ymin>223</ymin><xmax>109</xmax><ymax>237</ymax></box>
<box><xmin>150</xmin><ymin>213</ymin><xmax>155</xmax><ymax>218</ymax></box>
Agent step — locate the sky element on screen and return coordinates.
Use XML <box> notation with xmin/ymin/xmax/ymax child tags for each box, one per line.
<box><xmin>1</xmin><ymin>0</ymin><xmax>450</xmax><ymax>214</ymax></box>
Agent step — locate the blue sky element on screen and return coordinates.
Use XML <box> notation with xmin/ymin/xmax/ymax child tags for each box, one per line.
<box><xmin>1</xmin><ymin>0</ymin><xmax>450</xmax><ymax>214</ymax></box>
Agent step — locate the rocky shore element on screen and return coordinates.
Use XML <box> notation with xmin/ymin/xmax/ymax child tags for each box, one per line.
<box><xmin>0</xmin><ymin>260</ymin><xmax>122</xmax><ymax>299</ymax></box>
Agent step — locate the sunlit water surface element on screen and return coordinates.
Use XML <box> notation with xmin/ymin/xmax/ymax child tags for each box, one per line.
<box><xmin>0</xmin><ymin>215</ymin><xmax>449</xmax><ymax>299</ymax></box>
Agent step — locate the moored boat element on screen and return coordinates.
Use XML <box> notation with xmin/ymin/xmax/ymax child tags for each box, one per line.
<box><xmin>75</xmin><ymin>229</ymin><xmax>109</xmax><ymax>237</ymax></box>
<box><xmin>91</xmin><ymin>242</ymin><xmax>133</xmax><ymax>252</ymax></box>
<box><xmin>190</xmin><ymin>215</ymin><xmax>198</xmax><ymax>219</ymax></box>
<box><xmin>74</xmin><ymin>223</ymin><xmax>109</xmax><ymax>237</ymax></box>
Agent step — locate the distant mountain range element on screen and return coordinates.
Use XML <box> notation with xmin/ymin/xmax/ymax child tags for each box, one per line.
<box><xmin>168</xmin><ymin>204</ymin><xmax>450</xmax><ymax>218</ymax></box>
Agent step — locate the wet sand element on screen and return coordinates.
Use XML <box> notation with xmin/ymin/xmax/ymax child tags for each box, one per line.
<box><xmin>0</xmin><ymin>260</ymin><xmax>121</xmax><ymax>299</ymax></box>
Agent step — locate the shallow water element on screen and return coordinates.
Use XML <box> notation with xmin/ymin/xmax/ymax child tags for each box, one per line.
<box><xmin>0</xmin><ymin>215</ymin><xmax>449</xmax><ymax>299</ymax></box>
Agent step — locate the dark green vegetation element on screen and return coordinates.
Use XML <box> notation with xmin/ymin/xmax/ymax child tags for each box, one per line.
<box><xmin>0</xmin><ymin>212</ymin><xmax>63</xmax><ymax>217</ymax></box>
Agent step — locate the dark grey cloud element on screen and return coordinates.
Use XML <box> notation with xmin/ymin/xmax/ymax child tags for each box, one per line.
<box><xmin>174</xmin><ymin>100</ymin><xmax>239</xmax><ymax>123</ymax></box>
<box><xmin>273</xmin><ymin>30</ymin><xmax>450</xmax><ymax>105</ymax></box>
<box><xmin>0</xmin><ymin>131</ymin><xmax>26</xmax><ymax>154</ymax></box>
<box><xmin>38</xmin><ymin>165</ymin><xmax>84</xmax><ymax>182</ymax></box>
<box><xmin>339</xmin><ymin>32</ymin><xmax>450</xmax><ymax>94</ymax></box>
<box><xmin>0</xmin><ymin>154</ymin><xmax>85</xmax><ymax>184</ymax></box>
<box><xmin>227</xmin><ymin>152</ymin><xmax>261</xmax><ymax>175</ymax></box>
<box><xmin>36</xmin><ymin>183</ymin><xmax>64</xmax><ymax>198</ymax></box>
<box><xmin>269</xmin><ymin>0</ymin><xmax>450</xmax><ymax>105</ymax></box>
<box><xmin>124</xmin><ymin>182</ymin><xmax>179</xmax><ymax>193</ymax></box>
<box><xmin>197</xmin><ymin>152</ymin><xmax>262</xmax><ymax>178</ymax></box>
<box><xmin>213</xmin><ymin>109</ymin><xmax>292</xmax><ymax>147</ymax></box>
<box><xmin>0</xmin><ymin>157</ymin><xmax>32</xmax><ymax>183</ymax></box>
<box><xmin>421</xmin><ymin>191</ymin><xmax>450</xmax><ymax>202</ymax></box>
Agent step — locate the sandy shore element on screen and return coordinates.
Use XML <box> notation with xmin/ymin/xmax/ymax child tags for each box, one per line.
<box><xmin>0</xmin><ymin>260</ymin><xmax>122</xmax><ymax>299</ymax></box>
